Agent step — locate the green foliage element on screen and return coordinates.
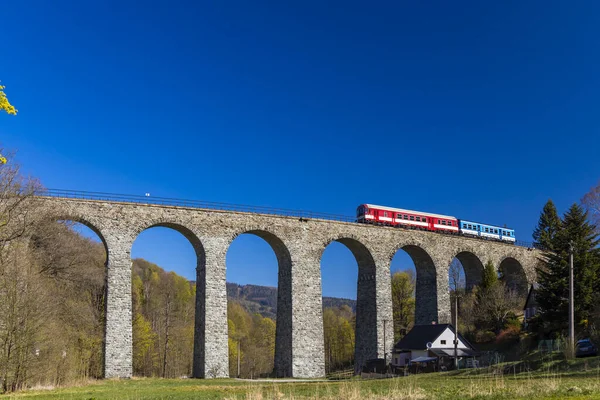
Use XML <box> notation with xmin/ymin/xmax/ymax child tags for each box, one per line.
<box><xmin>226</xmin><ymin>302</ymin><xmax>276</xmax><ymax>378</ymax></box>
<box><xmin>323</xmin><ymin>306</ymin><xmax>355</xmax><ymax>373</ymax></box>
<box><xmin>390</xmin><ymin>271</ymin><xmax>415</xmax><ymax>341</ymax></box>
<box><xmin>535</xmin><ymin>203</ymin><xmax>600</xmax><ymax>336</ymax></box>
<box><xmin>131</xmin><ymin>259</ymin><xmax>197</xmax><ymax>378</ymax></box>
<box><xmin>533</xmin><ymin>199</ymin><xmax>562</xmax><ymax>251</ymax></box>
<box><xmin>481</xmin><ymin>260</ymin><xmax>498</xmax><ymax>291</ymax></box>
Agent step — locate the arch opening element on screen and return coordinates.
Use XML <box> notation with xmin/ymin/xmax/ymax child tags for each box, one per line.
<box><xmin>131</xmin><ymin>223</ymin><xmax>204</xmax><ymax>378</ymax></box>
<box><xmin>392</xmin><ymin>245</ymin><xmax>439</xmax><ymax>326</ymax></box>
<box><xmin>453</xmin><ymin>252</ymin><xmax>484</xmax><ymax>290</ymax></box>
<box><xmin>225</xmin><ymin>230</ymin><xmax>288</xmax><ymax>379</ymax></box>
<box><xmin>499</xmin><ymin>257</ymin><xmax>528</xmax><ymax>298</ymax></box>
<box><xmin>22</xmin><ymin>219</ymin><xmax>108</xmax><ymax>384</ymax></box>
<box><xmin>320</xmin><ymin>237</ymin><xmax>377</xmax><ymax>375</ymax></box>
<box><xmin>389</xmin><ymin>249</ymin><xmax>417</xmax><ymax>342</ymax></box>
<box><xmin>320</xmin><ymin>241</ymin><xmax>358</xmax><ymax>374</ymax></box>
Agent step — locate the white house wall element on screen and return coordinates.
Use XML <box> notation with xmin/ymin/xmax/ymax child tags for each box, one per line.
<box><xmin>433</xmin><ymin>327</ymin><xmax>469</xmax><ymax>349</ymax></box>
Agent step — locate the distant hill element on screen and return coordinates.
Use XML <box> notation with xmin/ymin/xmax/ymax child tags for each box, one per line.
<box><xmin>226</xmin><ymin>282</ymin><xmax>356</xmax><ymax>320</ymax></box>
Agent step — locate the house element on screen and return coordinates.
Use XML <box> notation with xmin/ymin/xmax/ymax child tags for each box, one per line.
<box><xmin>391</xmin><ymin>324</ymin><xmax>477</xmax><ymax>371</ymax></box>
<box><xmin>523</xmin><ymin>283</ymin><xmax>539</xmax><ymax>329</ymax></box>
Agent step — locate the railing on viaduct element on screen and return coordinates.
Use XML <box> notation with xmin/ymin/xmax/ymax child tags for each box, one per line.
<box><xmin>38</xmin><ymin>188</ymin><xmax>536</xmax><ymax>249</ymax></box>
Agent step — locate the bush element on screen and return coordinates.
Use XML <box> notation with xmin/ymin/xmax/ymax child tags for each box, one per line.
<box><xmin>476</xmin><ymin>330</ymin><xmax>497</xmax><ymax>343</ymax></box>
<box><xmin>496</xmin><ymin>325</ymin><xmax>521</xmax><ymax>344</ymax></box>
<box><xmin>504</xmin><ymin>312</ymin><xmax>521</xmax><ymax>330</ymax></box>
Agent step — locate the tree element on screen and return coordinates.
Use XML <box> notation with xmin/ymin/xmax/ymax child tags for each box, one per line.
<box><xmin>476</xmin><ymin>284</ymin><xmax>522</xmax><ymax>333</ymax></box>
<box><xmin>535</xmin><ymin>204</ymin><xmax>600</xmax><ymax>336</ymax></box>
<box><xmin>0</xmin><ymin>84</ymin><xmax>17</xmax><ymax>165</ymax></box>
<box><xmin>0</xmin><ymin>84</ymin><xmax>17</xmax><ymax>116</ymax></box>
<box><xmin>582</xmin><ymin>181</ymin><xmax>600</xmax><ymax>234</ymax></box>
<box><xmin>448</xmin><ymin>259</ymin><xmax>465</xmax><ymax>292</ymax></box>
<box><xmin>481</xmin><ymin>260</ymin><xmax>498</xmax><ymax>291</ymax></box>
<box><xmin>533</xmin><ymin>199</ymin><xmax>562</xmax><ymax>251</ymax></box>
<box><xmin>391</xmin><ymin>271</ymin><xmax>415</xmax><ymax>341</ymax></box>
<box><xmin>449</xmin><ymin>259</ymin><xmax>466</xmax><ymax>333</ymax></box>
<box><xmin>323</xmin><ymin>306</ymin><xmax>355</xmax><ymax>372</ymax></box>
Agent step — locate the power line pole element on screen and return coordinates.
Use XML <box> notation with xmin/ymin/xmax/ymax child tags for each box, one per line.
<box><xmin>569</xmin><ymin>240</ymin><xmax>575</xmax><ymax>356</ymax></box>
<box><xmin>237</xmin><ymin>340</ymin><xmax>241</xmax><ymax>378</ymax></box>
<box><xmin>454</xmin><ymin>292</ymin><xmax>459</xmax><ymax>369</ymax></box>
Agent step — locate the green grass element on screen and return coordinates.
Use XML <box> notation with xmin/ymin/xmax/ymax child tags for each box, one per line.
<box><xmin>7</xmin><ymin>357</ymin><xmax>600</xmax><ymax>400</ymax></box>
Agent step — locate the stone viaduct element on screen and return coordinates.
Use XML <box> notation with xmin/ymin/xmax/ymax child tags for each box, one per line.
<box><xmin>33</xmin><ymin>194</ymin><xmax>543</xmax><ymax>379</ymax></box>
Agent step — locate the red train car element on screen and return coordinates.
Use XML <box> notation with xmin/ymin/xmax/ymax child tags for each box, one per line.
<box><xmin>356</xmin><ymin>204</ymin><xmax>459</xmax><ymax>233</ymax></box>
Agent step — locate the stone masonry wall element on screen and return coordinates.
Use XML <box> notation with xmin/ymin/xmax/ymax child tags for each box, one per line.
<box><xmin>34</xmin><ymin>197</ymin><xmax>542</xmax><ymax>378</ymax></box>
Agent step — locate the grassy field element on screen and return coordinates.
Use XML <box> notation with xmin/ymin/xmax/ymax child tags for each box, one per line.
<box><xmin>6</xmin><ymin>372</ymin><xmax>600</xmax><ymax>399</ymax></box>
<box><xmin>7</xmin><ymin>355</ymin><xmax>600</xmax><ymax>399</ymax></box>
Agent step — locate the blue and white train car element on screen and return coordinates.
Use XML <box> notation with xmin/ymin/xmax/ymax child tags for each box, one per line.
<box><xmin>458</xmin><ymin>220</ymin><xmax>516</xmax><ymax>243</ymax></box>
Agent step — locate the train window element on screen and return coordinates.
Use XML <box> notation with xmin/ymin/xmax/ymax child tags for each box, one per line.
<box><xmin>415</xmin><ymin>217</ymin><xmax>420</xmax><ymax>221</ymax></box>
<box><xmin>494</xmin><ymin>229</ymin><xmax>498</xmax><ymax>234</ymax></box>
<box><xmin>383</xmin><ymin>211</ymin><xmax>388</xmax><ymax>217</ymax></box>
<box><xmin>410</xmin><ymin>216</ymin><xmax>415</xmax><ymax>221</ymax></box>
<box><xmin>442</xmin><ymin>220</ymin><xmax>446</xmax><ymax>225</ymax></box>
<box><xmin>423</xmin><ymin>218</ymin><xmax>427</xmax><ymax>222</ymax></box>
<box><xmin>404</xmin><ymin>215</ymin><xmax>408</xmax><ymax>220</ymax></box>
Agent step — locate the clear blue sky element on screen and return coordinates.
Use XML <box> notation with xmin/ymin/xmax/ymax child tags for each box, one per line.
<box><xmin>2</xmin><ymin>1</ymin><xmax>599</xmax><ymax>299</ymax></box>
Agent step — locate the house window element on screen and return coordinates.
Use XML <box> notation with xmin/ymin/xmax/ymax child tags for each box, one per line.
<box><xmin>441</xmin><ymin>340</ymin><xmax>446</xmax><ymax>345</ymax></box>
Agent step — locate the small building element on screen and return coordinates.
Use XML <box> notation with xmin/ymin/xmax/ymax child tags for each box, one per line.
<box><xmin>523</xmin><ymin>283</ymin><xmax>539</xmax><ymax>329</ymax></box>
<box><xmin>391</xmin><ymin>324</ymin><xmax>477</xmax><ymax>372</ymax></box>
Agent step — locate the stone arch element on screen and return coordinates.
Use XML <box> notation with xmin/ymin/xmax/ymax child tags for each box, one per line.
<box><xmin>498</xmin><ymin>256</ymin><xmax>528</xmax><ymax>297</ymax></box>
<box><xmin>226</xmin><ymin>228</ymin><xmax>292</xmax><ymax>272</ymax></box>
<box><xmin>133</xmin><ymin>221</ymin><xmax>206</xmax><ymax>266</ymax></box>
<box><xmin>319</xmin><ymin>235</ymin><xmax>376</xmax><ymax>274</ymax></box>
<box><xmin>388</xmin><ymin>242</ymin><xmax>442</xmax><ymax>325</ymax></box>
<box><xmin>133</xmin><ymin>220</ymin><xmax>207</xmax><ymax>378</ymax></box>
<box><xmin>319</xmin><ymin>235</ymin><xmax>377</xmax><ymax>374</ymax></box>
<box><xmin>40</xmin><ymin>214</ymin><xmax>109</xmax><ymax>263</ymax></box>
<box><xmin>452</xmin><ymin>251</ymin><xmax>485</xmax><ymax>290</ymax></box>
<box><xmin>225</xmin><ymin>226</ymin><xmax>293</xmax><ymax>377</ymax></box>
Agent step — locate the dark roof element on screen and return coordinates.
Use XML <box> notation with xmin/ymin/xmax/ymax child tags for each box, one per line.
<box><xmin>393</xmin><ymin>324</ymin><xmax>475</xmax><ymax>351</ymax></box>
<box><xmin>430</xmin><ymin>348</ymin><xmax>478</xmax><ymax>357</ymax></box>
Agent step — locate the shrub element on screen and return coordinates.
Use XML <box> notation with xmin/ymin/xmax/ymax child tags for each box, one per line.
<box><xmin>496</xmin><ymin>325</ymin><xmax>521</xmax><ymax>344</ymax></box>
<box><xmin>476</xmin><ymin>330</ymin><xmax>497</xmax><ymax>343</ymax></box>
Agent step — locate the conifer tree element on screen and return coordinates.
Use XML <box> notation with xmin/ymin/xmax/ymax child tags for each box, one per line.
<box><xmin>535</xmin><ymin>204</ymin><xmax>600</xmax><ymax>335</ymax></box>
<box><xmin>533</xmin><ymin>199</ymin><xmax>561</xmax><ymax>251</ymax></box>
<box><xmin>481</xmin><ymin>260</ymin><xmax>498</xmax><ymax>291</ymax></box>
